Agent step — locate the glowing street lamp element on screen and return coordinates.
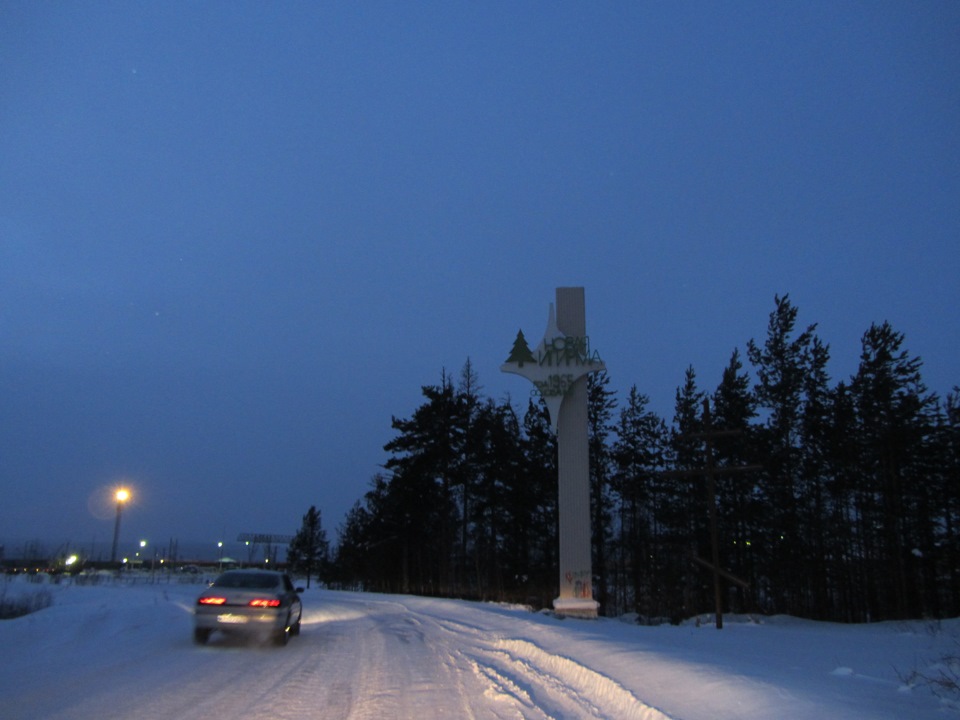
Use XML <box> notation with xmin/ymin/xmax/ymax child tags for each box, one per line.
<box><xmin>110</xmin><ymin>488</ymin><xmax>130</xmax><ymax>564</ymax></box>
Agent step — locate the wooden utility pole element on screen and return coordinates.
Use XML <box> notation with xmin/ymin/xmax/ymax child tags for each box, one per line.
<box><xmin>664</xmin><ymin>399</ymin><xmax>759</xmax><ymax>629</ymax></box>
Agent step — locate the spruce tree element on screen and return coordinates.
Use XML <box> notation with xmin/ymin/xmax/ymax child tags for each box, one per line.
<box><xmin>288</xmin><ymin>505</ymin><xmax>329</xmax><ymax>589</ymax></box>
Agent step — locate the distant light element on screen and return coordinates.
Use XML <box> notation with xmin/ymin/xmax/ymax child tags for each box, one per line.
<box><xmin>140</xmin><ymin>540</ymin><xmax>147</xmax><ymax>548</ymax></box>
<box><xmin>116</xmin><ymin>489</ymin><xmax>130</xmax><ymax>503</ymax></box>
<box><xmin>65</xmin><ymin>555</ymin><xmax>78</xmax><ymax>566</ymax></box>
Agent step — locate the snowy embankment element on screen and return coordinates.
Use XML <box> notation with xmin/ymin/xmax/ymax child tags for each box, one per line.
<box><xmin>0</xmin><ymin>574</ymin><xmax>956</xmax><ymax>719</ymax></box>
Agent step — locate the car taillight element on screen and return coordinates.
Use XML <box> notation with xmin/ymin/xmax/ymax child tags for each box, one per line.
<box><xmin>199</xmin><ymin>597</ymin><xmax>227</xmax><ymax>605</ymax></box>
<box><xmin>248</xmin><ymin>598</ymin><xmax>281</xmax><ymax>608</ymax></box>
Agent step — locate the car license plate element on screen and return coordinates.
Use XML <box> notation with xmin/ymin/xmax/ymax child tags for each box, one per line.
<box><xmin>217</xmin><ymin>614</ymin><xmax>247</xmax><ymax>624</ymax></box>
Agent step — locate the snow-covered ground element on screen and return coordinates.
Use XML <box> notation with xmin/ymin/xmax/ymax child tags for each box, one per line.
<box><xmin>0</xmin><ymin>575</ymin><xmax>956</xmax><ymax>719</ymax></box>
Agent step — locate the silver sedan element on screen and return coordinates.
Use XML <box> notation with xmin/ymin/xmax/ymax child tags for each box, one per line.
<box><xmin>194</xmin><ymin>569</ymin><xmax>303</xmax><ymax>646</ymax></box>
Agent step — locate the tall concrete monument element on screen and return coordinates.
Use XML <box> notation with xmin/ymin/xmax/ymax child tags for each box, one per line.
<box><xmin>501</xmin><ymin>287</ymin><xmax>604</xmax><ymax>618</ymax></box>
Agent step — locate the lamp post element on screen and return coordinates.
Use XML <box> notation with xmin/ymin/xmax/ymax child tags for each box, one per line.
<box><xmin>110</xmin><ymin>488</ymin><xmax>130</xmax><ymax>564</ymax></box>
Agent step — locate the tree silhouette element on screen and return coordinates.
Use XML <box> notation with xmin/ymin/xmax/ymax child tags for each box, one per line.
<box><xmin>329</xmin><ymin>298</ymin><xmax>959</xmax><ymax>623</ymax></box>
<box><xmin>288</xmin><ymin>506</ymin><xmax>329</xmax><ymax>588</ymax></box>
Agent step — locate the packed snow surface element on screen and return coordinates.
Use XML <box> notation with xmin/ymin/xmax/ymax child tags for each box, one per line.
<box><xmin>0</xmin><ymin>575</ymin><xmax>956</xmax><ymax>719</ymax></box>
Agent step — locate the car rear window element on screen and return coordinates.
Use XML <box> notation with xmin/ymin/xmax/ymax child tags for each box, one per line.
<box><xmin>214</xmin><ymin>573</ymin><xmax>280</xmax><ymax>590</ymax></box>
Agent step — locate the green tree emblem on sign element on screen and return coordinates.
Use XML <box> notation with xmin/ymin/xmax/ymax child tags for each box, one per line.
<box><xmin>506</xmin><ymin>329</ymin><xmax>537</xmax><ymax>367</ymax></box>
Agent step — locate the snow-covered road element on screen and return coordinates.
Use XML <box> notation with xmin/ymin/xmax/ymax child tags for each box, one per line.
<box><xmin>2</xmin><ymin>583</ymin><xmax>665</xmax><ymax>720</ymax></box>
<box><xmin>0</xmin><ymin>578</ymin><xmax>953</xmax><ymax>719</ymax></box>
<box><xmin>308</xmin><ymin>594</ymin><xmax>665</xmax><ymax>719</ymax></box>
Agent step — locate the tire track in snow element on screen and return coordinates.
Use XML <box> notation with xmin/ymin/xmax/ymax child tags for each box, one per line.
<box><xmin>487</xmin><ymin>638</ymin><xmax>672</xmax><ymax>720</ymax></box>
<box><xmin>431</xmin><ymin>616</ymin><xmax>673</xmax><ymax>720</ymax></box>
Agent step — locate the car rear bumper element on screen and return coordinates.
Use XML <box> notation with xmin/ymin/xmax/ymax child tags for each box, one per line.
<box><xmin>194</xmin><ymin>607</ymin><xmax>290</xmax><ymax>632</ymax></box>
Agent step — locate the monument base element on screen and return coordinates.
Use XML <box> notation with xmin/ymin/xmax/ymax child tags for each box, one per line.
<box><xmin>553</xmin><ymin>597</ymin><xmax>600</xmax><ymax>619</ymax></box>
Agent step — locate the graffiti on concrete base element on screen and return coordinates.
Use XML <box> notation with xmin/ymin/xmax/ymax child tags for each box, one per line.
<box><xmin>564</xmin><ymin>570</ymin><xmax>592</xmax><ymax>599</ymax></box>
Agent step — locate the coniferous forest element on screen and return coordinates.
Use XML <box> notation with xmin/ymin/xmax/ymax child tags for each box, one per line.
<box><xmin>330</xmin><ymin>296</ymin><xmax>959</xmax><ymax>623</ymax></box>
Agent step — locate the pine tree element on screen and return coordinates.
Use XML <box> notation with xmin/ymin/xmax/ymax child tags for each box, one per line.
<box><xmin>457</xmin><ymin>359</ymin><xmax>484</xmax><ymax>595</ymax></box>
<box><xmin>521</xmin><ymin>398</ymin><xmax>559</xmax><ymax>606</ymax></box>
<box><xmin>850</xmin><ymin>321</ymin><xmax>936</xmax><ymax>618</ymax></box>
<box><xmin>826</xmin><ymin>381</ymin><xmax>866</xmax><ymax>620</ymax></box>
<box><xmin>383</xmin><ymin>370</ymin><xmax>466</xmax><ymax>595</ymax></box>
<box><xmin>611</xmin><ymin>385</ymin><xmax>667</xmax><ymax>617</ymax></box>
<box><xmin>797</xmin><ymin>334</ymin><xmax>835</xmax><ymax>617</ymax></box>
<box><xmin>469</xmin><ymin>398</ymin><xmax>523</xmax><ymax>600</ymax></box>
<box><xmin>711</xmin><ymin>349</ymin><xmax>759</xmax><ymax>613</ymax></box>
<box><xmin>330</xmin><ymin>501</ymin><xmax>371</xmax><ymax>590</ymax></box>
<box><xmin>935</xmin><ymin>389</ymin><xmax>960</xmax><ymax>613</ymax></box>
<box><xmin>588</xmin><ymin>371</ymin><xmax>617</xmax><ymax>615</ymax></box>
<box><xmin>747</xmin><ymin>294</ymin><xmax>817</xmax><ymax>614</ymax></box>
<box><xmin>668</xmin><ymin>366</ymin><xmax>707</xmax><ymax>616</ymax></box>
<box><xmin>288</xmin><ymin>505</ymin><xmax>329</xmax><ymax>589</ymax></box>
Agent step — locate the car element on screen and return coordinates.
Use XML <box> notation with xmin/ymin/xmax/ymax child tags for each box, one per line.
<box><xmin>194</xmin><ymin>569</ymin><xmax>303</xmax><ymax>646</ymax></box>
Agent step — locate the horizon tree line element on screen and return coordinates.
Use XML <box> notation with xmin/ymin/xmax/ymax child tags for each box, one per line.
<box><xmin>321</xmin><ymin>295</ymin><xmax>958</xmax><ymax>623</ymax></box>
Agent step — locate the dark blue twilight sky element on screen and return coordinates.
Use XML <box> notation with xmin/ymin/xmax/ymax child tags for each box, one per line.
<box><xmin>1</xmin><ymin>3</ymin><xmax>958</xmax><ymax>558</ymax></box>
